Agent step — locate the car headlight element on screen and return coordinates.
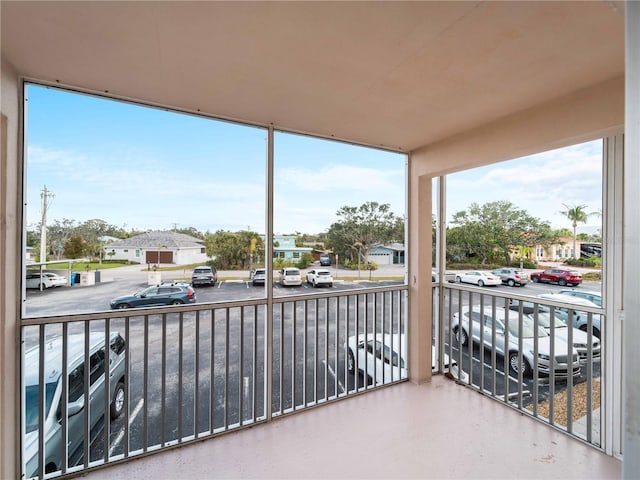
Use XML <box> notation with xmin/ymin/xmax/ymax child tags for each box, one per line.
<box><xmin>535</xmin><ymin>352</ymin><xmax>550</xmax><ymax>361</ymax></box>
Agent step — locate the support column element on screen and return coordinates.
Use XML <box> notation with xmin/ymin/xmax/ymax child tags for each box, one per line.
<box><xmin>407</xmin><ymin>155</ymin><xmax>432</xmax><ymax>383</ymax></box>
<box><xmin>624</xmin><ymin>2</ymin><xmax>640</xmax><ymax>477</ymax></box>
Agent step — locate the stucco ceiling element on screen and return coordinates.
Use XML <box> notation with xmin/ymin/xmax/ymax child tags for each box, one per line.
<box><xmin>1</xmin><ymin>1</ymin><xmax>625</xmax><ymax>152</ymax></box>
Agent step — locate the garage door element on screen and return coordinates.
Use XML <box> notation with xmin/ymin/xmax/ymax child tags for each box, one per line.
<box><xmin>146</xmin><ymin>251</ymin><xmax>174</xmax><ymax>264</ymax></box>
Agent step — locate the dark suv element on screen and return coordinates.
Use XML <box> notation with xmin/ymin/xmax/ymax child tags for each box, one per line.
<box><xmin>110</xmin><ymin>284</ymin><xmax>196</xmax><ymax>309</ymax></box>
<box><xmin>191</xmin><ymin>266</ymin><xmax>217</xmax><ymax>287</ymax></box>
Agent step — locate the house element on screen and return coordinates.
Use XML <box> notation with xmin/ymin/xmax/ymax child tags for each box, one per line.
<box><xmin>106</xmin><ymin>231</ymin><xmax>209</xmax><ymax>265</ymax></box>
<box><xmin>272</xmin><ymin>235</ymin><xmax>313</xmax><ymax>264</ymax></box>
<box><xmin>533</xmin><ymin>237</ymin><xmax>583</xmax><ymax>262</ymax></box>
<box><xmin>1</xmin><ymin>2</ymin><xmax>636</xmax><ymax>479</ymax></box>
<box><xmin>369</xmin><ymin>243</ymin><xmax>405</xmax><ymax>265</ymax></box>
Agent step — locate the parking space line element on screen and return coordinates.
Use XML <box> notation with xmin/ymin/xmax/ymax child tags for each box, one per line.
<box><xmin>109</xmin><ymin>398</ymin><xmax>144</xmax><ymax>456</ymax></box>
<box><xmin>324</xmin><ymin>361</ymin><xmax>345</xmax><ymax>394</ymax></box>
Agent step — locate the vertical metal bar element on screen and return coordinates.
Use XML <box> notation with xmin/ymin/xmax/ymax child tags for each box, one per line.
<box><xmin>333</xmin><ymin>298</ymin><xmax>342</xmax><ymax>398</ymax></box>
<box><xmin>161</xmin><ymin>313</ymin><xmax>167</xmax><ymax>446</ymax></box>
<box><xmin>143</xmin><ymin>315</ymin><xmax>149</xmax><ymax>451</ymax></box>
<box><xmin>343</xmin><ymin>294</ymin><xmax>348</xmax><ymax>395</ymax></box>
<box><xmin>225</xmin><ymin>308</ymin><xmax>230</xmax><ymax>429</ymax></box>
<box><xmin>389</xmin><ymin>290</ymin><xmax>394</xmax><ymax>381</ymax></box>
<box><xmin>279</xmin><ymin>303</ymin><xmax>284</xmax><ymax>414</ymax></box>
<box><xmin>292</xmin><ymin>302</ymin><xmax>296</xmax><ymax>410</ymax></box>
<box><xmin>61</xmin><ymin>322</ymin><xmax>68</xmax><ymax>473</ymax></box>
<box><xmin>324</xmin><ymin>298</ymin><xmax>329</xmax><ymax>400</ymax></box>
<box><xmin>354</xmin><ymin>295</ymin><xmax>359</xmax><ymax>392</ymax></box>
<box><xmin>37</xmin><ymin>325</ymin><xmax>45</xmax><ymax>478</ymax></box>
<box><xmin>83</xmin><ymin>320</ymin><xmax>90</xmax><ymax>468</ymax></box>
<box><xmin>566</xmin><ymin>307</ymin><xmax>574</xmax><ymax>434</ymax></box>
<box><xmin>178</xmin><ymin>312</ymin><xmax>183</xmax><ymax>441</ymax></box>
<box><xmin>467</xmin><ymin>291</ymin><xmax>473</xmax><ymax>386</ymax></box>
<box><xmin>314</xmin><ymin>298</ymin><xmax>318</xmax><ymax>404</ymax></box>
<box><xmin>239</xmin><ymin>306</ymin><xmax>245</xmax><ymax>425</ymax></box>
<box><xmin>103</xmin><ymin>319</ymin><xmax>111</xmax><ymax>462</ymax></box>
<box><xmin>302</xmin><ymin>300</ymin><xmax>307</xmax><ymax>407</ymax></box>
<box><xmin>586</xmin><ymin>311</ymin><xmax>594</xmax><ymax>444</ymax></box>
<box><xmin>210</xmin><ymin>308</ymin><xmax>215</xmax><ymax>434</ymax></box>
<box><xmin>478</xmin><ymin>294</ymin><xmax>485</xmax><ymax>389</ymax></box>
<box><xmin>253</xmin><ymin>305</ymin><xmax>257</xmax><ymax>421</ymax></box>
<box><xmin>373</xmin><ymin>292</ymin><xmax>378</xmax><ymax>384</ymax></box>
<box><xmin>549</xmin><ymin>305</ymin><xmax>556</xmax><ymax>425</ymax></box>
<box><xmin>123</xmin><ymin>316</ymin><xmax>130</xmax><ymax>457</ymax></box>
<box><xmin>195</xmin><ymin>310</ymin><xmax>200</xmax><ymax>438</ymax></box>
<box><xmin>503</xmin><ymin>303</ymin><xmax>511</xmax><ymax>405</ymax></box>
<box><xmin>516</xmin><ymin>302</ymin><xmax>523</xmax><ymax>410</ymax></box>
<box><xmin>532</xmin><ymin>305</ymin><xmax>539</xmax><ymax>418</ymax></box>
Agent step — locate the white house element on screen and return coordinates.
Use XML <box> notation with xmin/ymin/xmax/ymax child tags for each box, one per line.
<box><xmin>106</xmin><ymin>231</ymin><xmax>209</xmax><ymax>265</ymax></box>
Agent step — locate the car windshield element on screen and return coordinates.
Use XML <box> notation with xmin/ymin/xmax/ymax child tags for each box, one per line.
<box><xmin>318</xmin><ymin>272</ymin><xmax>330</xmax><ymax>276</ymax></box>
<box><xmin>194</xmin><ymin>268</ymin><xmax>210</xmax><ymax>273</ymax></box>
<box><xmin>24</xmin><ymin>382</ymin><xmax>58</xmax><ymax>434</ymax></box>
<box><xmin>506</xmin><ymin>315</ymin><xmax>548</xmax><ymax>338</ymax></box>
<box><xmin>286</xmin><ymin>270</ymin><xmax>300</xmax><ymax>275</ymax></box>
<box><xmin>527</xmin><ymin>312</ymin><xmax>566</xmax><ymax>329</ymax></box>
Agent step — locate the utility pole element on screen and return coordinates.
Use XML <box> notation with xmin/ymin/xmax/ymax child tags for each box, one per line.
<box><xmin>40</xmin><ymin>185</ymin><xmax>54</xmax><ymax>263</ymax></box>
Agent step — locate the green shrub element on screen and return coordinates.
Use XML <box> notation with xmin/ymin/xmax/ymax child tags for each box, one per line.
<box><xmin>296</xmin><ymin>253</ymin><xmax>314</xmax><ymax>269</ymax></box>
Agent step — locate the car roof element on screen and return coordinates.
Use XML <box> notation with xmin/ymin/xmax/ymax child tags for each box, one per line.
<box><xmin>537</xmin><ymin>293</ymin><xmax>597</xmax><ymax>306</ymax></box>
<box><xmin>23</xmin><ymin>332</ymin><xmax>122</xmax><ymax>386</ymax></box>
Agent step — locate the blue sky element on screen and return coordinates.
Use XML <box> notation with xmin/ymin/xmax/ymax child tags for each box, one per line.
<box><xmin>26</xmin><ymin>83</ymin><xmax>601</xmax><ymax>236</ymax></box>
<box><xmin>26</xmin><ymin>84</ymin><xmax>406</xmax><ymax>235</ymax></box>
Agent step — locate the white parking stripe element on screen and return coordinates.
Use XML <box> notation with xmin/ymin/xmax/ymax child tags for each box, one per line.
<box><xmin>324</xmin><ymin>361</ymin><xmax>345</xmax><ymax>394</ymax></box>
<box><xmin>109</xmin><ymin>398</ymin><xmax>144</xmax><ymax>456</ymax></box>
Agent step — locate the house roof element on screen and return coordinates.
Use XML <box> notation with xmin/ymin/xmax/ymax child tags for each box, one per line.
<box><xmin>108</xmin><ymin>231</ymin><xmax>204</xmax><ymax>250</ymax></box>
<box><xmin>1</xmin><ymin>2</ymin><xmax>624</xmax><ymax>152</ymax></box>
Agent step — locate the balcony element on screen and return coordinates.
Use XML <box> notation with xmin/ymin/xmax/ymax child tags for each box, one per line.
<box><xmin>80</xmin><ymin>376</ymin><xmax>620</xmax><ymax>479</ymax></box>
<box><xmin>22</xmin><ymin>284</ymin><xmax>621</xmax><ymax>479</ymax></box>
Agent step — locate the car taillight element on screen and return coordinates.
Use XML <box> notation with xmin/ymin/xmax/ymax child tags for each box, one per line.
<box><xmin>187</xmin><ymin>288</ymin><xmax>194</xmax><ymax>298</ymax></box>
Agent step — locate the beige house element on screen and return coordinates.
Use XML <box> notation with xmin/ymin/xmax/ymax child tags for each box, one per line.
<box><xmin>533</xmin><ymin>236</ymin><xmax>582</xmax><ymax>262</ymax></box>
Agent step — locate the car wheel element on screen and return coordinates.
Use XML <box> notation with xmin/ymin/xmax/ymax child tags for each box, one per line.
<box><xmin>455</xmin><ymin>276</ymin><xmax>462</xmax><ymax>283</ymax></box>
<box><xmin>558</xmin><ymin>278</ymin><xmax>567</xmax><ymax>286</ymax></box>
<box><xmin>509</xmin><ymin>352</ymin><xmax>532</xmax><ymax>377</ymax></box>
<box><xmin>171</xmin><ymin>300</ymin><xmax>183</xmax><ymax>305</ymax></box>
<box><xmin>110</xmin><ymin>382</ymin><xmax>125</xmax><ymax>419</ymax></box>
<box><xmin>453</xmin><ymin>326</ymin><xmax>468</xmax><ymax>346</ymax></box>
<box><xmin>532</xmin><ymin>276</ymin><xmax>539</xmax><ymax>283</ymax></box>
<box><xmin>252</xmin><ymin>281</ymin><xmax>257</xmax><ymax>286</ymax></box>
<box><xmin>347</xmin><ymin>349</ymin><xmax>356</xmax><ymax>374</ymax></box>
<box><xmin>116</xmin><ymin>303</ymin><xmax>130</xmax><ymax>309</ymax></box>
<box><xmin>313</xmin><ymin>280</ymin><xmax>317</xmax><ymax>287</ymax></box>
<box><xmin>328</xmin><ymin>283</ymin><xmax>333</xmax><ymax>288</ymax></box>
<box><xmin>477</xmin><ymin>280</ymin><xmax>484</xmax><ymax>287</ymax></box>
<box><xmin>507</xmin><ymin>279</ymin><xmax>515</xmax><ymax>287</ymax></box>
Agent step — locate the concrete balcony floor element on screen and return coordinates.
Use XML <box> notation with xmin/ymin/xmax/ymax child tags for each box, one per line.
<box><xmin>83</xmin><ymin>375</ymin><xmax>620</xmax><ymax>479</ymax></box>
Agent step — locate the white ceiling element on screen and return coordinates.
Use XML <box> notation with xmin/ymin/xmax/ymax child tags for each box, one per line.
<box><xmin>1</xmin><ymin>1</ymin><xmax>625</xmax><ymax>152</ymax></box>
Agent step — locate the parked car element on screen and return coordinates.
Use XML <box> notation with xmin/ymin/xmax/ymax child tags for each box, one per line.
<box><xmin>454</xmin><ymin>271</ymin><xmax>502</xmax><ymax>287</ymax></box>
<box><xmin>25</xmin><ymin>272</ymin><xmax>67</xmax><ymax>289</ymax></box>
<box><xmin>526</xmin><ymin>311</ymin><xmax>600</xmax><ymax>362</ymax></box>
<box><xmin>319</xmin><ymin>254</ymin><xmax>332</xmax><ymax>266</ymax></box>
<box><xmin>191</xmin><ymin>266</ymin><xmax>217</xmax><ymax>287</ymax></box>
<box><xmin>559</xmin><ymin>288</ymin><xmax>602</xmax><ymax>307</ymax></box>
<box><xmin>346</xmin><ymin>333</ymin><xmax>407</xmax><ymax>385</ymax></box>
<box><xmin>452</xmin><ymin>305</ymin><xmax>581</xmax><ymax>378</ymax></box>
<box><xmin>536</xmin><ymin>293</ymin><xmax>601</xmax><ymax>338</ymax></box>
<box><xmin>306</xmin><ymin>268</ymin><xmax>333</xmax><ymax>287</ymax></box>
<box><xmin>279</xmin><ymin>267</ymin><xmax>302</xmax><ymax>287</ymax></box>
<box><xmin>110</xmin><ymin>284</ymin><xmax>196</xmax><ymax>309</ymax></box>
<box><xmin>251</xmin><ymin>268</ymin><xmax>266</xmax><ymax>286</ymax></box>
<box><xmin>23</xmin><ymin>332</ymin><xmax>126</xmax><ymax>477</ymax></box>
<box><xmin>530</xmin><ymin>268</ymin><xmax>582</xmax><ymax>286</ymax></box>
<box><xmin>491</xmin><ymin>268</ymin><xmax>529</xmax><ymax>287</ymax></box>
<box><xmin>432</xmin><ymin>269</ymin><xmax>456</xmax><ymax>283</ymax></box>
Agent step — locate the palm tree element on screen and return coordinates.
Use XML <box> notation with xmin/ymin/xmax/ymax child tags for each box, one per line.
<box><xmin>559</xmin><ymin>203</ymin><xmax>591</xmax><ymax>259</ymax></box>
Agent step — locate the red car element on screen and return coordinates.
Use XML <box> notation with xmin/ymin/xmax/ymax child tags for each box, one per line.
<box><xmin>530</xmin><ymin>268</ymin><xmax>582</xmax><ymax>286</ymax></box>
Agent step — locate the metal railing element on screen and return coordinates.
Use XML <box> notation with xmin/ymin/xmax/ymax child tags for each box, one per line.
<box><xmin>21</xmin><ymin>285</ymin><xmax>408</xmax><ymax>479</ymax></box>
<box><xmin>435</xmin><ymin>283</ymin><xmax>604</xmax><ymax>447</ymax></box>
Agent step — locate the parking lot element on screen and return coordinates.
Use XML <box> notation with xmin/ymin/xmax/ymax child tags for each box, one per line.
<box><xmin>23</xmin><ymin>266</ymin><xmax>603</xmax><ymax>468</ymax></box>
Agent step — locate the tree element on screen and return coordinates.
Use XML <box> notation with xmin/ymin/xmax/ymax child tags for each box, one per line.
<box><xmin>514</xmin><ymin>245</ymin><xmax>532</xmax><ymax>269</ymax></box>
<box><xmin>325</xmin><ymin>202</ymin><xmax>401</xmax><ymax>270</ymax></box>
<box><xmin>204</xmin><ymin>229</ymin><xmax>264</xmax><ymax>270</ymax></box>
<box><xmin>64</xmin><ymin>234</ymin><xmax>89</xmax><ymax>259</ymax></box>
<box><xmin>448</xmin><ymin>201</ymin><xmax>556</xmax><ymax>265</ymax></box>
<box><xmin>559</xmin><ymin>204</ymin><xmax>592</xmax><ymax>259</ymax></box>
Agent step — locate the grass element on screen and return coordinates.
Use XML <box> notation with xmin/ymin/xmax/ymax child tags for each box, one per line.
<box><xmin>42</xmin><ymin>261</ymin><xmax>125</xmax><ymax>271</ymax></box>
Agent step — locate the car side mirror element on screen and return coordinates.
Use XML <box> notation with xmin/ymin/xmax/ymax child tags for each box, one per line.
<box><xmin>67</xmin><ymin>399</ymin><xmax>85</xmax><ymax>417</ymax></box>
